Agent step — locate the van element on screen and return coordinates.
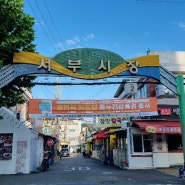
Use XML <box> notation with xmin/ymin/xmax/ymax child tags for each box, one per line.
<box><xmin>60</xmin><ymin>148</ymin><xmax>70</xmax><ymax>157</ymax></box>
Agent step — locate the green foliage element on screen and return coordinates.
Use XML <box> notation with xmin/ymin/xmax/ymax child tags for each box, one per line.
<box><xmin>76</xmin><ymin>148</ymin><xmax>81</xmax><ymax>153</ymax></box>
<box><xmin>0</xmin><ymin>0</ymin><xmax>36</xmax><ymax>107</ymax></box>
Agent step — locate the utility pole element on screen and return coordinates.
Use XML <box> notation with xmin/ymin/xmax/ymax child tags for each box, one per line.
<box><xmin>55</xmin><ymin>77</ymin><xmax>61</xmax><ymax>143</ymax></box>
<box><xmin>56</xmin><ymin>77</ymin><xmax>61</xmax><ymax>99</ymax></box>
<box><xmin>176</xmin><ymin>75</ymin><xmax>185</xmax><ymax>162</ymax></box>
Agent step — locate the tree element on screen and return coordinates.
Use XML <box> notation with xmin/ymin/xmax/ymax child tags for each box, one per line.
<box><xmin>0</xmin><ymin>0</ymin><xmax>36</xmax><ymax>107</ymax></box>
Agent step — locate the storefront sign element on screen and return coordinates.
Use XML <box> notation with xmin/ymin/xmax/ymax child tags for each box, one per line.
<box><xmin>42</xmin><ymin>127</ymin><xmax>52</xmax><ymax>135</ymax></box>
<box><xmin>145</xmin><ymin>125</ymin><xmax>181</xmax><ymax>134</ymax></box>
<box><xmin>0</xmin><ymin>133</ymin><xmax>13</xmax><ymax>160</ymax></box>
<box><xmin>98</xmin><ymin>117</ymin><xmax>129</xmax><ymax>129</ymax></box>
<box><xmin>158</xmin><ymin>108</ymin><xmax>172</xmax><ymax>115</ymax></box>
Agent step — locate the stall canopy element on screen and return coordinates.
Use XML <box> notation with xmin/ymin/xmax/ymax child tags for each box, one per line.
<box><xmin>106</xmin><ymin>128</ymin><xmax>126</xmax><ymax>135</ymax></box>
<box><xmin>133</xmin><ymin>120</ymin><xmax>181</xmax><ymax>134</ymax></box>
<box><xmin>93</xmin><ymin>128</ymin><xmax>109</xmax><ymax>139</ymax></box>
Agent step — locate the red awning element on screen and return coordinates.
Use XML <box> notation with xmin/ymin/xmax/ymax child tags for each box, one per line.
<box><xmin>133</xmin><ymin>120</ymin><xmax>181</xmax><ymax>134</ymax></box>
<box><xmin>93</xmin><ymin>129</ymin><xmax>109</xmax><ymax>139</ymax></box>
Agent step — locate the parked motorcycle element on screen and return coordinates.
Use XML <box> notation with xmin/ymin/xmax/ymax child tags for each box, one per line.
<box><xmin>40</xmin><ymin>152</ymin><xmax>50</xmax><ymax>172</ymax></box>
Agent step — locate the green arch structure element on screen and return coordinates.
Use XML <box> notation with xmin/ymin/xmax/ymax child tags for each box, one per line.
<box><xmin>0</xmin><ymin>48</ymin><xmax>177</xmax><ymax>94</ymax></box>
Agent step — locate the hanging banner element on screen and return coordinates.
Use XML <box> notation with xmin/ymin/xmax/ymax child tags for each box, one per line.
<box><xmin>28</xmin><ymin>97</ymin><xmax>158</xmax><ymax>118</ymax></box>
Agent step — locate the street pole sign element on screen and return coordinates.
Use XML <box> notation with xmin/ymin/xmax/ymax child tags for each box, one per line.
<box><xmin>125</xmin><ymin>83</ymin><xmax>137</xmax><ymax>94</ymax></box>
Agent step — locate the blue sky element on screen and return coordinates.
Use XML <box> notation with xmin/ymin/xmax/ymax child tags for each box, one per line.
<box><xmin>24</xmin><ymin>0</ymin><xmax>185</xmax><ymax>100</ymax></box>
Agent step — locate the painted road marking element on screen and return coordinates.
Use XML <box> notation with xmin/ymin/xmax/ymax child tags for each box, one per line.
<box><xmin>102</xmin><ymin>172</ymin><xmax>113</xmax><ymax>175</ymax></box>
<box><xmin>64</xmin><ymin>167</ymin><xmax>75</xmax><ymax>171</ymax></box>
<box><xmin>79</xmin><ymin>167</ymin><xmax>90</xmax><ymax>170</ymax></box>
<box><xmin>64</xmin><ymin>167</ymin><xmax>90</xmax><ymax>171</ymax></box>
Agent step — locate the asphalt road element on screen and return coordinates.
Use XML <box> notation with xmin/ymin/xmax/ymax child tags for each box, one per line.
<box><xmin>0</xmin><ymin>153</ymin><xmax>184</xmax><ymax>185</ymax></box>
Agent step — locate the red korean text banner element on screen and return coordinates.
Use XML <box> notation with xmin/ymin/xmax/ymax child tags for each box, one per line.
<box><xmin>28</xmin><ymin>97</ymin><xmax>158</xmax><ymax>118</ymax></box>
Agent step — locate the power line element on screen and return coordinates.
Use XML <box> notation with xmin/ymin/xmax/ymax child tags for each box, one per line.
<box><xmin>27</xmin><ymin>0</ymin><xmax>58</xmax><ymax>53</ymax></box>
<box><xmin>90</xmin><ymin>85</ymin><xmax>109</xmax><ymax>99</ymax></box>
<box><xmin>31</xmin><ymin>81</ymin><xmax>161</xmax><ymax>86</ymax></box>
<box><xmin>33</xmin><ymin>0</ymin><xmax>60</xmax><ymax>52</ymax></box>
<box><xmin>43</xmin><ymin>0</ymin><xmax>66</xmax><ymax>50</ymax></box>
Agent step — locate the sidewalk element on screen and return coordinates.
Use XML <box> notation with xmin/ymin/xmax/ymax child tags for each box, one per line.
<box><xmin>157</xmin><ymin>165</ymin><xmax>180</xmax><ymax>177</ymax></box>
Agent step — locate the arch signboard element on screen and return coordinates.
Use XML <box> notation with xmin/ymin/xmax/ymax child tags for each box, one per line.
<box><xmin>13</xmin><ymin>48</ymin><xmax>160</xmax><ymax>80</ymax></box>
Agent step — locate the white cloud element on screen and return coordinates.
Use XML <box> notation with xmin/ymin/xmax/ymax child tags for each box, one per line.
<box><xmin>83</xmin><ymin>33</ymin><xmax>95</xmax><ymax>41</ymax></box>
<box><xmin>178</xmin><ymin>21</ymin><xmax>185</xmax><ymax>31</ymax></box>
<box><xmin>73</xmin><ymin>36</ymin><xmax>81</xmax><ymax>43</ymax></box>
<box><xmin>54</xmin><ymin>42</ymin><xmax>65</xmax><ymax>49</ymax></box>
<box><xmin>66</xmin><ymin>33</ymin><xmax>95</xmax><ymax>45</ymax></box>
<box><xmin>66</xmin><ymin>39</ymin><xmax>76</xmax><ymax>45</ymax></box>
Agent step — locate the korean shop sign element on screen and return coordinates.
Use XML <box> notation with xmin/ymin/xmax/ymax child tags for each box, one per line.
<box><xmin>13</xmin><ymin>48</ymin><xmax>160</xmax><ymax>80</ymax></box>
<box><xmin>98</xmin><ymin>116</ymin><xmax>129</xmax><ymax>129</ymax></box>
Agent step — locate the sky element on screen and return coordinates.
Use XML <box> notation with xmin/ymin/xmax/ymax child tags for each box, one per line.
<box><xmin>24</xmin><ymin>0</ymin><xmax>185</xmax><ymax>100</ymax></box>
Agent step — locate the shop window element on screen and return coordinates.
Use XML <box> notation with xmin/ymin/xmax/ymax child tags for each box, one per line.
<box><xmin>167</xmin><ymin>134</ymin><xmax>182</xmax><ymax>151</ymax></box>
<box><xmin>132</xmin><ymin>134</ymin><xmax>152</xmax><ymax>153</ymax></box>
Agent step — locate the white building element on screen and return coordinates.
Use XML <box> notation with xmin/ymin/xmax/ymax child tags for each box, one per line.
<box><xmin>148</xmin><ymin>50</ymin><xmax>185</xmax><ymax>74</ymax></box>
<box><xmin>58</xmin><ymin>118</ymin><xmax>82</xmax><ymax>152</ymax></box>
<box><xmin>68</xmin><ymin>119</ymin><xmax>82</xmax><ymax>151</ymax></box>
<box><xmin>0</xmin><ymin>107</ymin><xmax>44</xmax><ymax>174</ymax></box>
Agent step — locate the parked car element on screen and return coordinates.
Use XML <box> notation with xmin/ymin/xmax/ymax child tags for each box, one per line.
<box><xmin>60</xmin><ymin>148</ymin><xmax>70</xmax><ymax>157</ymax></box>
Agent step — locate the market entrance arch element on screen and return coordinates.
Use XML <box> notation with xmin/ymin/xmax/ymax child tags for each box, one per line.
<box><xmin>1</xmin><ymin>48</ymin><xmax>185</xmax><ymax>168</ymax></box>
<box><xmin>0</xmin><ymin>48</ymin><xmax>177</xmax><ymax>93</ymax></box>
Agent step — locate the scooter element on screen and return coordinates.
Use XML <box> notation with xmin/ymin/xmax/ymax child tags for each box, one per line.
<box><xmin>40</xmin><ymin>152</ymin><xmax>50</xmax><ymax>172</ymax></box>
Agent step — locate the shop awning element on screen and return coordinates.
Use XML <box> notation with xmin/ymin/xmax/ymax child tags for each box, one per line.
<box><xmin>93</xmin><ymin>129</ymin><xmax>109</xmax><ymax>139</ymax></box>
<box><xmin>106</xmin><ymin>128</ymin><xmax>127</xmax><ymax>135</ymax></box>
<box><xmin>133</xmin><ymin>120</ymin><xmax>181</xmax><ymax>134</ymax></box>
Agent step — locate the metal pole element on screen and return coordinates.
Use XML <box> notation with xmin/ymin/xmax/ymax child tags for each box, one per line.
<box><xmin>176</xmin><ymin>75</ymin><xmax>185</xmax><ymax>161</ymax></box>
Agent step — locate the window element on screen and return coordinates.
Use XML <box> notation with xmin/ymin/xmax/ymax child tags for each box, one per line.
<box><xmin>167</xmin><ymin>134</ymin><xmax>182</xmax><ymax>151</ymax></box>
<box><xmin>69</xmin><ymin>129</ymin><xmax>75</xmax><ymax>132</ymax></box>
<box><xmin>132</xmin><ymin>134</ymin><xmax>152</xmax><ymax>153</ymax></box>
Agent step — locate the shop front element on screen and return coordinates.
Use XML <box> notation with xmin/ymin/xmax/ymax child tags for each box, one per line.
<box><xmin>84</xmin><ymin>137</ymin><xmax>92</xmax><ymax>157</ymax></box>
<box><xmin>110</xmin><ymin>120</ymin><xmax>183</xmax><ymax>169</ymax></box>
<box><xmin>132</xmin><ymin>120</ymin><xmax>183</xmax><ymax>168</ymax></box>
<box><xmin>108</xmin><ymin>128</ymin><xmax>128</xmax><ymax>169</ymax></box>
<box><xmin>91</xmin><ymin>127</ymin><xmax>118</xmax><ymax>163</ymax></box>
<box><xmin>91</xmin><ymin>128</ymin><xmax>109</xmax><ymax>160</ymax></box>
